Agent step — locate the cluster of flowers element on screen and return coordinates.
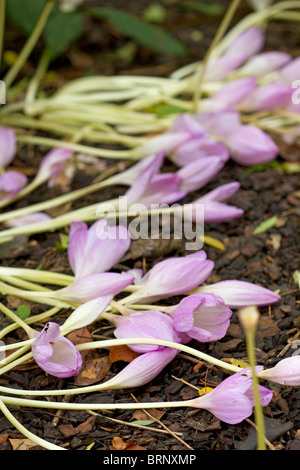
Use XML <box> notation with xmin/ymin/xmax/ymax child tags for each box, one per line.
<box><xmin>27</xmin><ymin>219</ymin><xmax>300</xmax><ymax>425</ymax></box>
<box><xmin>1</xmin><ymin>25</ymin><xmax>299</xmax><ymax>428</ymax></box>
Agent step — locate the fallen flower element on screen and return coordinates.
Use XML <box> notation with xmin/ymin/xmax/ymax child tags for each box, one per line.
<box><xmin>6</xmin><ymin>212</ymin><xmax>52</xmax><ymax>227</ymax></box>
<box><xmin>258</xmin><ymin>356</ymin><xmax>300</xmax><ymax>386</ymax></box>
<box><xmin>167</xmin><ymin>293</ymin><xmax>232</xmax><ymax>342</ymax></box>
<box><xmin>32</xmin><ymin>322</ymin><xmax>82</xmax><ymax>378</ymax></box>
<box><xmin>193</xmin><ymin>279</ymin><xmax>281</xmax><ymax>308</ymax></box>
<box><xmin>191</xmin><ymin>181</ymin><xmax>244</xmax><ymax>224</ymax></box>
<box><xmin>0</xmin><ymin>126</ymin><xmax>17</xmax><ymax>169</ymax></box>
<box><xmin>35</xmin><ymin>147</ymin><xmax>73</xmax><ymax>187</ymax></box>
<box><xmin>176</xmin><ymin>157</ymin><xmax>225</xmax><ymax>193</ymax></box>
<box><xmin>0</xmin><ymin>170</ymin><xmax>28</xmax><ymax>201</ymax></box>
<box><xmin>125</xmin><ymin>251</ymin><xmax>214</xmax><ymax>304</ymax></box>
<box><xmin>187</xmin><ymin>367</ymin><xmax>273</xmax><ymax>424</ymax></box>
<box><xmin>68</xmin><ymin>219</ymin><xmax>131</xmax><ymax>278</ymax></box>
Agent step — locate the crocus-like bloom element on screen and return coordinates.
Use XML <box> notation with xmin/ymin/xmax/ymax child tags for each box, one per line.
<box><xmin>193</xmin><ymin>280</ymin><xmax>281</xmax><ymax>309</ymax></box>
<box><xmin>240</xmin><ymin>83</ymin><xmax>292</xmax><ymax>112</ymax></box>
<box><xmin>203</xmin><ymin>54</ymin><xmax>248</xmax><ymax>82</ymax></box>
<box><xmin>167</xmin><ymin>293</ymin><xmax>232</xmax><ymax>342</ymax></box>
<box><xmin>50</xmin><ymin>271</ymin><xmax>135</xmax><ymax>303</ymax></box>
<box><xmin>125</xmin><ymin>152</ymin><xmax>186</xmax><ymax>207</ymax></box>
<box><xmin>68</xmin><ymin>219</ymin><xmax>131</xmax><ymax>278</ymax></box>
<box><xmin>113</xmin><ymin>310</ymin><xmax>182</xmax><ymax>353</ymax></box>
<box><xmin>99</xmin><ymin>347</ymin><xmax>178</xmax><ymax>389</ymax></box>
<box><xmin>0</xmin><ymin>126</ymin><xmax>17</xmax><ymax>168</ymax></box>
<box><xmin>224</xmin><ymin>27</ymin><xmax>265</xmax><ymax>60</ymax></box>
<box><xmin>32</xmin><ymin>322</ymin><xmax>82</xmax><ymax>378</ymax></box>
<box><xmin>238</xmin><ymin>51</ymin><xmax>291</xmax><ymax>78</ymax></box>
<box><xmin>225</xmin><ymin>125</ymin><xmax>279</xmax><ymax>166</ymax></box>
<box><xmin>0</xmin><ymin>170</ymin><xmax>28</xmax><ymax>200</ymax></box>
<box><xmin>61</xmin><ymin>296</ymin><xmax>114</xmax><ymax>333</ymax></box>
<box><xmin>191</xmin><ymin>182</ymin><xmax>244</xmax><ymax>224</ymax></box>
<box><xmin>6</xmin><ymin>212</ymin><xmax>52</xmax><ymax>227</ymax></box>
<box><xmin>176</xmin><ymin>157</ymin><xmax>225</xmax><ymax>193</ymax></box>
<box><xmin>258</xmin><ymin>357</ymin><xmax>300</xmax><ymax>386</ymax></box>
<box><xmin>195</xmin><ymin>110</ymin><xmax>241</xmax><ymax>137</ymax></box>
<box><xmin>35</xmin><ymin>147</ymin><xmax>73</xmax><ymax>186</ymax></box>
<box><xmin>126</xmin><ymin>251</ymin><xmax>214</xmax><ymax>304</ymax></box>
<box><xmin>186</xmin><ymin>367</ymin><xmax>273</xmax><ymax>424</ymax></box>
<box><xmin>206</xmin><ymin>77</ymin><xmax>257</xmax><ymax>111</ymax></box>
<box><xmin>278</xmin><ymin>57</ymin><xmax>300</xmax><ymax>85</ymax></box>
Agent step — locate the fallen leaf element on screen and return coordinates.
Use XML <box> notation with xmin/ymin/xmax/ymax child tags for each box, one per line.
<box><xmin>58</xmin><ymin>424</ymin><xmax>78</xmax><ymax>438</ymax></box>
<box><xmin>74</xmin><ymin>356</ymin><xmax>111</xmax><ymax>386</ymax></box>
<box><xmin>0</xmin><ymin>434</ymin><xmax>9</xmax><ymax>444</ymax></box>
<box><xmin>75</xmin><ymin>416</ymin><xmax>95</xmax><ymax>434</ymax></box>
<box><xmin>109</xmin><ymin>344</ymin><xmax>139</xmax><ymax>363</ymax></box>
<box><xmin>9</xmin><ymin>438</ymin><xmax>39</xmax><ymax>450</ymax></box>
<box><xmin>132</xmin><ymin>409</ymin><xmax>165</xmax><ymax>422</ymax></box>
<box><xmin>111</xmin><ymin>436</ymin><xmax>129</xmax><ymax>450</ymax></box>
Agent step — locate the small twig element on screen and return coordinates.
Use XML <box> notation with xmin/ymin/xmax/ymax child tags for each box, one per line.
<box><xmin>130</xmin><ymin>393</ymin><xmax>194</xmax><ymax>451</ymax></box>
<box><xmin>245</xmin><ymin>418</ymin><xmax>276</xmax><ymax>451</ymax></box>
<box><xmin>87</xmin><ymin>410</ymin><xmax>183</xmax><ymax>437</ymax></box>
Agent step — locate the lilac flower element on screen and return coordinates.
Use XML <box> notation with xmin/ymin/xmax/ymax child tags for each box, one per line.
<box><xmin>239</xmin><ymin>51</ymin><xmax>291</xmax><ymax>78</ymax></box>
<box><xmin>240</xmin><ymin>83</ymin><xmax>292</xmax><ymax>112</ymax></box>
<box><xmin>225</xmin><ymin>125</ymin><xmax>279</xmax><ymax>166</ymax></box>
<box><xmin>191</xmin><ymin>182</ymin><xmax>244</xmax><ymax>224</ymax></box>
<box><xmin>31</xmin><ymin>322</ymin><xmax>82</xmax><ymax>378</ymax></box>
<box><xmin>52</xmin><ymin>271</ymin><xmax>135</xmax><ymax>303</ymax></box>
<box><xmin>113</xmin><ymin>310</ymin><xmax>182</xmax><ymax>353</ymax></box>
<box><xmin>278</xmin><ymin>57</ymin><xmax>300</xmax><ymax>85</ymax></box>
<box><xmin>204</xmin><ymin>54</ymin><xmax>248</xmax><ymax>82</ymax></box>
<box><xmin>224</xmin><ymin>28</ymin><xmax>265</xmax><ymax>60</ymax></box>
<box><xmin>0</xmin><ymin>170</ymin><xmax>28</xmax><ymax>200</ymax></box>
<box><xmin>35</xmin><ymin>148</ymin><xmax>73</xmax><ymax>186</ymax></box>
<box><xmin>68</xmin><ymin>219</ymin><xmax>131</xmax><ymax>278</ymax></box>
<box><xmin>258</xmin><ymin>357</ymin><xmax>300</xmax><ymax>386</ymax></box>
<box><xmin>101</xmin><ymin>347</ymin><xmax>178</xmax><ymax>389</ymax></box>
<box><xmin>126</xmin><ymin>251</ymin><xmax>214</xmax><ymax>304</ymax></box>
<box><xmin>167</xmin><ymin>293</ymin><xmax>232</xmax><ymax>342</ymax></box>
<box><xmin>125</xmin><ymin>153</ymin><xmax>186</xmax><ymax>207</ymax></box>
<box><xmin>176</xmin><ymin>157</ymin><xmax>225</xmax><ymax>193</ymax></box>
<box><xmin>207</xmin><ymin>77</ymin><xmax>257</xmax><ymax>111</ymax></box>
<box><xmin>195</xmin><ymin>280</ymin><xmax>281</xmax><ymax>309</ymax></box>
<box><xmin>7</xmin><ymin>212</ymin><xmax>52</xmax><ymax>227</ymax></box>
<box><xmin>0</xmin><ymin>126</ymin><xmax>17</xmax><ymax>168</ymax></box>
<box><xmin>187</xmin><ymin>367</ymin><xmax>273</xmax><ymax>424</ymax></box>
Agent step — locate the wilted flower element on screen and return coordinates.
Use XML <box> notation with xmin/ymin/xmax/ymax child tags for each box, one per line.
<box><xmin>238</xmin><ymin>51</ymin><xmax>291</xmax><ymax>78</ymax></box>
<box><xmin>0</xmin><ymin>126</ymin><xmax>17</xmax><ymax>169</ymax></box>
<box><xmin>240</xmin><ymin>83</ymin><xmax>291</xmax><ymax>112</ymax></box>
<box><xmin>68</xmin><ymin>219</ymin><xmax>131</xmax><ymax>278</ymax></box>
<box><xmin>35</xmin><ymin>148</ymin><xmax>73</xmax><ymax>187</ymax></box>
<box><xmin>191</xmin><ymin>182</ymin><xmax>244</xmax><ymax>224</ymax></box>
<box><xmin>125</xmin><ymin>251</ymin><xmax>214</xmax><ymax>304</ymax></box>
<box><xmin>194</xmin><ymin>279</ymin><xmax>281</xmax><ymax>309</ymax></box>
<box><xmin>258</xmin><ymin>356</ymin><xmax>300</xmax><ymax>386</ymax></box>
<box><xmin>176</xmin><ymin>157</ymin><xmax>225</xmax><ymax>193</ymax></box>
<box><xmin>186</xmin><ymin>367</ymin><xmax>273</xmax><ymax>424</ymax></box>
<box><xmin>167</xmin><ymin>293</ymin><xmax>232</xmax><ymax>342</ymax></box>
<box><xmin>224</xmin><ymin>28</ymin><xmax>265</xmax><ymax>60</ymax></box>
<box><xmin>31</xmin><ymin>322</ymin><xmax>82</xmax><ymax>378</ymax></box>
<box><xmin>0</xmin><ymin>170</ymin><xmax>28</xmax><ymax>200</ymax></box>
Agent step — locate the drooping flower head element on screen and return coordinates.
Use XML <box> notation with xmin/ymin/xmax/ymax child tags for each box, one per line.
<box><xmin>32</xmin><ymin>322</ymin><xmax>82</xmax><ymax>378</ymax></box>
<box><xmin>0</xmin><ymin>126</ymin><xmax>17</xmax><ymax>169</ymax></box>
<box><xmin>0</xmin><ymin>170</ymin><xmax>28</xmax><ymax>201</ymax></box>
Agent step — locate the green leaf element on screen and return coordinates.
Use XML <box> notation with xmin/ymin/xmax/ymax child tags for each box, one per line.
<box><xmin>182</xmin><ymin>1</ymin><xmax>224</xmax><ymax>15</ymax></box>
<box><xmin>6</xmin><ymin>0</ymin><xmax>47</xmax><ymax>35</ymax></box>
<box><xmin>56</xmin><ymin>233</ymin><xmax>69</xmax><ymax>251</ymax></box>
<box><xmin>14</xmin><ymin>305</ymin><xmax>31</xmax><ymax>320</ymax></box>
<box><xmin>43</xmin><ymin>8</ymin><xmax>83</xmax><ymax>59</ymax></box>
<box><xmin>87</xmin><ymin>7</ymin><xmax>187</xmax><ymax>56</ymax></box>
<box><xmin>253</xmin><ymin>216</ymin><xmax>279</xmax><ymax>235</ymax></box>
<box><xmin>130</xmin><ymin>420</ymin><xmax>156</xmax><ymax>426</ymax></box>
<box><xmin>147</xmin><ymin>103</ymin><xmax>187</xmax><ymax>118</ymax></box>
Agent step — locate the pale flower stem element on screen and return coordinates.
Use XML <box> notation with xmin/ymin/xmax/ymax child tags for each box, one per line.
<box><xmin>0</xmin><ymin>346</ymin><xmax>32</xmax><ymax>371</ymax></box>
<box><xmin>0</xmin><ymin>338</ymin><xmax>242</xmax><ymax>398</ymax></box>
<box><xmin>0</xmin><ymin>398</ymin><xmax>66</xmax><ymax>450</ymax></box>
<box><xmin>4</xmin><ymin>1</ymin><xmax>55</xmax><ymax>89</ymax></box>
<box><xmin>0</xmin><ymin>267</ymin><xmax>74</xmax><ymax>286</ymax></box>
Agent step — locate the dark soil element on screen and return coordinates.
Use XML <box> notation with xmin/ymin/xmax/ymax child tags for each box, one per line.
<box><xmin>0</xmin><ymin>0</ymin><xmax>299</xmax><ymax>453</ymax></box>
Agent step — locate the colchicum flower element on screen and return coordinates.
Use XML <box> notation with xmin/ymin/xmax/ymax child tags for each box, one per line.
<box><xmin>126</xmin><ymin>251</ymin><xmax>214</xmax><ymax>304</ymax></box>
<box><xmin>194</xmin><ymin>279</ymin><xmax>281</xmax><ymax>309</ymax></box>
<box><xmin>0</xmin><ymin>126</ymin><xmax>17</xmax><ymax>169</ymax></box>
<box><xmin>186</xmin><ymin>367</ymin><xmax>273</xmax><ymax>424</ymax></box>
<box><xmin>68</xmin><ymin>219</ymin><xmax>131</xmax><ymax>278</ymax></box>
<box><xmin>166</xmin><ymin>293</ymin><xmax>232</xmax><ymax>342</ymax></box>
<box><xmin>35</xmin><ymin>147</ymin><xmax>73</xmax><ymax>187</ymax></box>
<box><xmin>258</xmin><ymin>356</ymin><xmax>300</xmax><ymax>386</ymax></box>
<box><xmin>6</xmin><ymin>212</ymin><xmax>52</xmax><ymax>227</ymax></box>
<box><xmin>32</xmin><ymin>322</ymin><xmax>82</xmax><ymax>378</ymax></box>
<box><xmin>0</xmin><ymin>171</ymin><xmax>28</xmax><ymax>201</ymax></box>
